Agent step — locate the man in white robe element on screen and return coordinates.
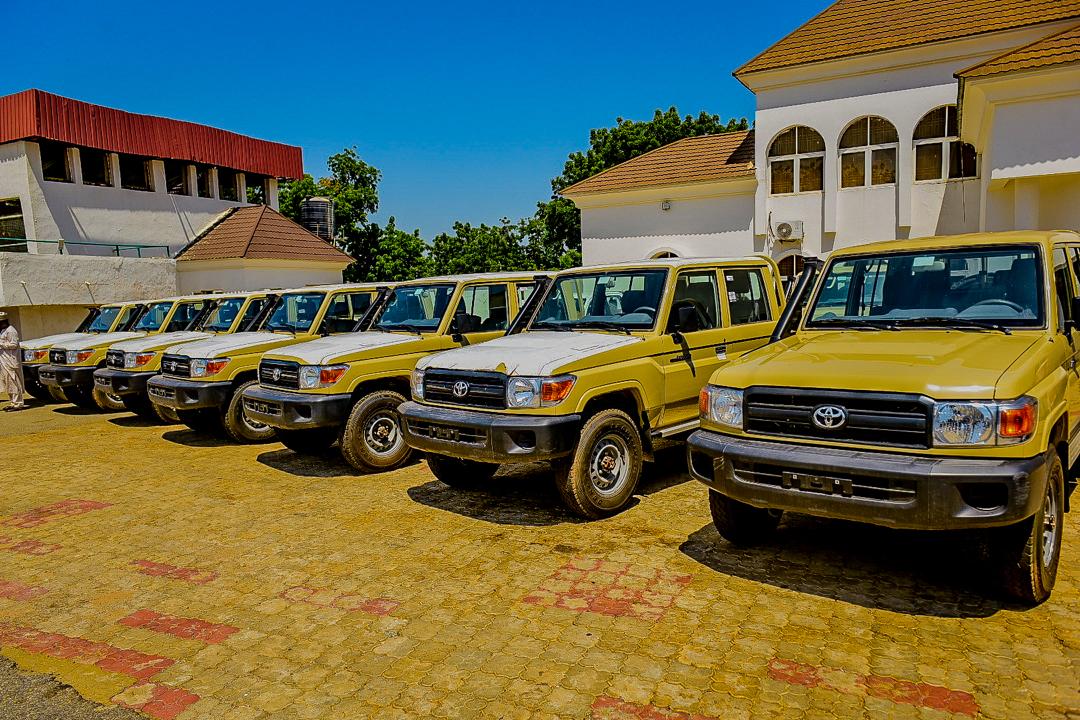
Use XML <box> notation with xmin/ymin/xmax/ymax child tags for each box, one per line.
<box><xmin>0</xmin><ymin>313</ymin><xmax>25</xmax><ymax>411</ymax></box>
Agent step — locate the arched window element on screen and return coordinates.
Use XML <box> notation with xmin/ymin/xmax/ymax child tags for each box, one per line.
<box><xmin>768</xmin><ymin>126</ymin><xmax>825</xmax><ymax>195</ymax></box>
<box><xmin>914</xmin><ymin>106</ymin><xmax>977</xmax><ymax>181</ymax></box>
<box><xmin>651</xmin><ymin>250</ymin><xmax>679</xmax><ymax>259</ymax></box>
<box><xmin>839</xmin><ymin>116</ymin><xmax>898</xmax><ymax>188</ymax></box>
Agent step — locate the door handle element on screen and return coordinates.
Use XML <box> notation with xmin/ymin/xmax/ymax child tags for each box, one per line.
<box><xmin>715</xmin><ymin>344</ymin><xmax>728</xmax><ymax>360</ymax></box>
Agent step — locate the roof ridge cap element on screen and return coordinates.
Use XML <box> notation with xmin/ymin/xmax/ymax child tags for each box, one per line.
<box><xmin>242</xmin><ymin>204</ymin><xmax>266</xmax><ymax>256</ymax></box>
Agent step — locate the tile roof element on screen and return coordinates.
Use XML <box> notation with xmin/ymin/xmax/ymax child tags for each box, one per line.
<box><xmin>176</xmin><ymin>206</ymin><xmax>353</xmax><ymax>264</ymax></box>
<box><xmin>735</xmin><ymin>0</ymin><xmax>1080</xmax><ymax>77</ymax></box>
<box><xmin>957</xmin><ymin>22</ymin><xmax>1080</xmax><ymax>78</ymax></box>
<box><xmin>559</xmin><ymin>131</ymin><xmax>755</xmax><ymax>196</ymax></box>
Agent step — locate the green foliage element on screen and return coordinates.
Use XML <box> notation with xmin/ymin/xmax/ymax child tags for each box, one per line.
<box><xmin>431</xmin><ymin>220</ymin><xmax>530</xmax><ymax>276</ymax></box>
<box><xmin>345</xmin><ymin>217</ymin><xmax>432</xmax><ymax>283</ymax></box>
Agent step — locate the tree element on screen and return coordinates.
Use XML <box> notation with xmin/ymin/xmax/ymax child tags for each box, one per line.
<box><xmin>346</xmin><ymin>217</ymin><xmax>433</xmax><ymax>283</ymax></box>
<box><xmin>430</xmin><ymin>220</ymin><xmax>531</xmax><ymax>276</ymax></box>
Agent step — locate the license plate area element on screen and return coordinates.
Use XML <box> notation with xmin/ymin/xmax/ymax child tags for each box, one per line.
<box><xmin>432</xmin><ymin>425</ymin><xmax>459</xmax><ymax>441</ymax></box>
<box><xmin>149</xmin><ymin>386</ymin><xmax>174</xmax><ymax>400</ymax></box>
<box><xmin>94</xmin><ymin>376</ymin><xmax>111</xmax><ymax>387</ymax></box>
<box><xmin>782</xmin><ymin>471</ymin><xmax>853</xmax><ymax>497</ymax></box>
<box><xmin>245</xmin><ymin>399</ymin><xmax>281</xmax><ymax>416</ymax></box>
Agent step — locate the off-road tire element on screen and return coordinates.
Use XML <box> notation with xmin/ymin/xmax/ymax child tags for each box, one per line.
<box><xmin>554</xmin><ymin>408</ymin><xmax>643</xmax><ymax>518</ymax></box>
<box><xmin>427</xmin><ymin>454</ymin><xmax>499</xmax><ymax>488</ymax></box>
<box><xmin>152</xmin><ymin>403</ymin><xmax>180</xmax><ymax>424</ymax></box>
<box><xmin>92</xmin><ymin>386</ymin><xmax>126</xmax><ymax>412</ymax></box>
<box><xmin>222</xmin><ymin>381</ymin><xmax>275</xmax><ymax>444</ymax></box>
<box><xmin>994</xmin><ymin>449</ymin><xmax>1064</xmax><ymax>605</ymax></box>
<box><xmin>340</xmin><ymin>390</ymin><xmax>413</xmax><ymax>472</ymax></box>
<box><xmin>276</xmin><ymin>427</ymin><xmax>337</xmax><ymax>455</ymax></box>
<box><xmin>176</xmin><ymin>408</ymin><xmax>223</xmax><ymax>434</ymax></box>
<box><xmin>46</xmin><ymin>386</ymin><xmax>68</xmax><ymax>403</ymax></box>
<box><xmin>709</xmin><ymin>489</ymin><xmax>782</xmax><ymax>545</ymax></box>
<box><xmin>24</xmin><ymin>377</ymin><xmax>50</xmax><ymax>402</ymax></box>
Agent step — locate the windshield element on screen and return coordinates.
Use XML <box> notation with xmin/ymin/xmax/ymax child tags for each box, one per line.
<box><xmin>133</xmin><ymin>302</ymin><xmax>174</xmax><ymax>332</ymax></box>
<box><xmin>85</xmin><ymin>306</ymin><xmax>121</xmax><ymax>333</ymax></box>
<box><xmin>376</xmin><ymin>284</ymin><xmax>455</xmax><ymax>332</ymax></box>
<box><xmin>807</xmin><ymin>246</ymin><xmax>1043</xmax><ymax>329</ymax></box>
<box><xmin>265</xmin><ymin>292</ymin><xmax>326</xmax><ymax>333</ymax></box>
<box><xmin>532</xmin><ymin>270</ymin><xmax>668</xmax><ymax>330</ymax></box>
<box><xmin>202</xmin><ymin>297</ymin><xmax>245</xmax><ymax>332</ymax></box>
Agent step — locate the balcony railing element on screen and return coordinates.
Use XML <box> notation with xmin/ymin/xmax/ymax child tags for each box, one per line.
<box><xmin>0</xmin><ymin>237</ymin><xmax>173</xmax><ymax>258</ymax></box>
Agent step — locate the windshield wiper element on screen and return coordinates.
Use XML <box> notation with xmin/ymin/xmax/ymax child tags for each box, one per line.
<box><xmin>378</xmin><ymin>323</ymin><xmax>424</xmax><ymax>335</ymax></box>
<box><xmin>267</xmin><ymin>323</ymin><xmax>297</xmax><ymax>333</ymax></box>
<box><xmin>568</xmin><ymin>320</ymin><xmax>632</xmax><ymax>335</ymax></box>
<box><xmin>809</xmin><ymin>318</ymin><xmax>896</xmax><ymax>331</ymax></box>
<box><xmin>892</xmin><ymin>316</ymin><xmax>1012</xmax><ymax>335</ymax></box>
<box><xmin>531</xmin><ymin>321</ymin><xmax>573</xmax><ymax>331</ymax></box>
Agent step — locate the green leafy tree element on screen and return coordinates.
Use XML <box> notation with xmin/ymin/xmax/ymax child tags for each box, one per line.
<box><xmin>346</xmin><ymin>217</ymin><xmax>433</xmax><ymax>283</ymax></box>
<box><xmin>430</xmin><ymin>220</ymin><xmax>532</xmax><ymax>276</ymax></box>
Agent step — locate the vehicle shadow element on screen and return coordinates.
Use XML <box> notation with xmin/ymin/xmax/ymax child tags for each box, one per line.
<box><xmin>108</xmin><ymin>416</ymin><xmax>161</xmax><ymax>428</ymax></box>
<box><xmin>51</xmin><ymin>405</ymin><xmax>102</xmax><ymax>416</ymax></box>
<box><xmin>160</xmin><ymin>429</ymin><xmax>232</xmax><ymax>448</ymax></box>
<box><xmin>256</xmin><ymin>448</ymin><xmax>365</xmax><ymax>478</ymax></box>
<box><xmin>679</xmin><ymin>516</ymin><xmax>1018</xmax><ymax>618</ymax></box>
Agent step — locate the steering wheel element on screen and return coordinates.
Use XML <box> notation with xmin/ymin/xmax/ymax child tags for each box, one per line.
<box><xmin>630</xmin><ymin>306</ymin><xmax>656</xmax><ymax>316</ymax></box>
<box><xmin>969</xmin><ymin>298</ymin><xmax>1024</xmax><ymax>312</ymax></box>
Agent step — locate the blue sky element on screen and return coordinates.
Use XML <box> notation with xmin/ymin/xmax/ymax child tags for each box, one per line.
<box><xmin>8</xmin><ymin>0</ymin><xmax>821</xmax><ymax>238</ymax></box>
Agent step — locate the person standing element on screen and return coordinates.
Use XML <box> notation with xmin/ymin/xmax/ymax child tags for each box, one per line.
<box><xmin>0</xmin><ymin>313</ymin><xmax>25</xmax><ymax>411</ymax></box>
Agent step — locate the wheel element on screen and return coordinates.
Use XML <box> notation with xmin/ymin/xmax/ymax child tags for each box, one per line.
<box><xmin>427</xmin><ymin>454</ymin><xmax>499</xmax><ymax>488</ymax></box>
<box><xmin>65</xmin><ymin>386</ymin><xmax>98</xmax><ymax>410</ymax></box>
<box><xmin>93</xmin><ymin>386</ymin><xmax>126</xmax><ymax>412</ymax></box>
<box><xmin>222</xmin><ymin>380</ymin><xmax>275</xmax><ymax>443</ymax></box>
<box><xmin>152</xmin><ymin>402</ymin><xmax>179</xmax><ymax>424</ymax></box>
<box><xmin>47</xmin><ymin>386</ymin><xmax>68</xmax><ymax>403</ymax></box>
<box><xmin>994</xmin><ymin>449</ymin><xmax>1064</xmax><ymax>605</ymax></box>
<box><xmin>276</xmin><ymin>427</ymin><xmax>337</xmax><ymax>455</ymax></box>
<box><xmin>24</xmin><ymin>377</ymin><xmax>50</xmax><ymax>401</ymax></box>
<box><xmin>554</xmin><ymin>409</ymin><xmax>643</xmax><ymax>518</ymax></box>
<box><xmin>339</xmin><ymin>390</ymin><xmax>413</xmax><ymax>472</ymax></box>
<box><xmin>176</xmin><ymin>408</ymin><xmax>222</xmax><ymax>434</ymax></box>
<box><xmin>708</xmin><ymin>489</ymin><xmax>782</xmax><ymax>545</ymax></box>
<box><xmin>121</xmin><ymin>394</ymin><xmax>156</xmax><ymax>418</ymax></box>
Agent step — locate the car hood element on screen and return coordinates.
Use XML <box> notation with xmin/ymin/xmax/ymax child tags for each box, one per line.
<box><xmin>53</xmin><ymin>332</ymin><xmax>147</xmax><ymax>351</ymax></box>
<box><xmin>110</xmin><ymin>331</ymin><xmax>212</xmax><ymax>353</ymax></box>
<box><xmin>715</xmin><ymin>330</ymin><xmax>1043</xmax><ymax>400</ymax></box>
<box><xmin>21</xmin><ymin>332</ymin><xmax>95</xmax><ymax>350</ymax></box>
<box><xmin>167</xmin><ymin>332</ymin><xmax>298</xmax><ymax>359</ymax></box>
<box><xmin>272</xmin><ymin>332</ymin><xmax>420</xmax><ymax>365</ymax></box>
<box><xmin>417</xmin><ymin>331</ymin><xmax>643</xmax><ymax>377</ymax></box>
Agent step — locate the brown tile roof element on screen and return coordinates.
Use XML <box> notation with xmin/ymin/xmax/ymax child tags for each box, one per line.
<box><xmin>957</xmin><ymin>22</ymin><xmax>1080</xmax><ymax>78</ymax></box>
<box><xmin>559</xmin><ymin>131</ymin><xmax>755</xmax><ymax>196</ymax></box>
<box><xmin>736</xmin><ymin>0</ymin><xmax>1080</xmax><ymax>77</ymax></box>
<box><xmin>176</xmin><ymin>205</ymin><xmax>353</xmax><ymax>263</ymax></box>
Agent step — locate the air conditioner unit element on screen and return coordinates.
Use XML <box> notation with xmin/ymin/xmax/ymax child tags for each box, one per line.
<box><xmin>774</xmin><ymin>220</ymin><xmax>804</xmax><ymax>242</ymax></box>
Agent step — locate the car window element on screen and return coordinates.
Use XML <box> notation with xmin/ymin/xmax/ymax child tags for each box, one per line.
<box><xmin>166</xmin><ymin>301</ymin><xmax>207</xmax><ymax>332</ymax></box>
<box><xmin>725</xmin><ymin>269</ymin><xmax>772</xmax><ymax>325</ymax></box>
<box><xmin>133</xmin><ymin>302</ymin><xmax>174</xmax><ymax>332</ymax></box>
<box><xmin>1053</xmin><ymin>248</ymin><xmax>1077</xmax><ymax>328</ymax></box>
<box><xmin>323</xmin><ymin>292</ymin><xmax>373</xmax><ymax>333</ymax></box>
<box><xmin>533</xmin><ymin>270</ymin><xmax>668</xmax><ymax>330</ymax></box>
<box><xmin>238</xmin><ymin>298</ymin><xmax>265</xmax><ymax>330</ymax></box>
<box><xmin>265</xmin><ymin>292</ymin><xmax>326</xmax><ymax>333</ymax></box>
<box><xmin>86</xmin><ymin>306</ymin><xmax>121</xmax><ymax>333</ymax></box>
<box><xmin>377</xmin><ymin>284</ymin><xmax>455</xmax><ymax>331</ymax></box>
<box><xmin>202</xmin><ymin>298</ymin><xmax>245</xmax><ymax>332</ymax></box>
<box><xmin>456</xmin><ymin>284</ymin><xmax>510</xmax><ymax>332</ymax></box>
<box><xmin>516</xmin><ymin>282</ymin><xmax>537</xmax><ymax>308</ymax></box>
<box><xmin>668</xmin><ymin>271</ymin><xmax>720</xmax><ymax>332</ymax></box>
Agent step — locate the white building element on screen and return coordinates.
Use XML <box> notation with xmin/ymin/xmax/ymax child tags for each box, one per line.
<box><xmin>563</xmin><ymin>0</ymin><xmax>1080</xmax><ymax>278</ymax></box>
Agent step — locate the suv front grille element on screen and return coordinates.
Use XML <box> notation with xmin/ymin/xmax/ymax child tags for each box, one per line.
<box><xmin>49</xmin><ymin>349</ymin><xmax>66</xmax><ymax>364</ymax></box>
<box><xmin>160</xmin><ymin>354</ymin><xmax>191</xmax><ymax>378</ymax></box>
<box><xmin>260</xmin><ymin>359</ymin><xmax>300</xmax><ymax>390</ymax></box>
<box><xmin>744</xmin><ymin>387</ymin><xmax>932</xmax><ymax>449</ymax></box>
<box><xmin>106</xmin><ymin>350</ymin><xmax>125</xmax><ymax>369</ymax></box>
<box><xmin>424</xmin><ymin>370</ymin><xmax>507</xmax><ymax>409</ymax></box>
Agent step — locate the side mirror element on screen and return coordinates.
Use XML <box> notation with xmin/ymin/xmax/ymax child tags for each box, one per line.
<box><xmin>450</xmin><ymin>312</ymin><xmax>480</xmax><ymax>340</ymax></box>
<box><xmin>675</xmin><ymin>305</ymin><xmax>702</xmax><ymax>334</ymax></box>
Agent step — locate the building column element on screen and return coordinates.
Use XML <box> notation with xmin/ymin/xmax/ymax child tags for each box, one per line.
<box><xmin>1014</xmin><ymin>178</ymin><xmax>1040</xmax><ymax>230</ymax></box>
<box><xmin>69</xmin><ymin>147</ymin><xmax>84</xmax><ymax>185</ymax></box>
<box><xmin>237</xmin><ymin>173</ymin><xmax>248</xmax><ymax>204</ymax></box>
<box><xmin>185</xmin><ymin>165</ymin><xmax>198</xmax><ymax>197</ymax></box>
<box><xmin>897</xmin><ymin>139</ymin><xmax>913</xmax><ymax>229</ymax></box>
<box><xmin>108</xmin><ymin>153</ymin><xmax>121</xmax><ymax>188</ymax></box>
<box><xmin>209</xmin><ymin>167</ymin><xmax>220</xmax><ymax>200</ymax></box>
<box><xmin>266</xmin><ymin>178</ymin><xmax>279</xmax><ymax>209</ymax></box>
<box><xmin>823</xmin><ymin>151</ymin><xmax>838</xmax><ymax>234</ymax></box>
<box><xmin>151</xmin><ymin>160</ymin><xmax>167</xmax><ymax>193</ymax></box>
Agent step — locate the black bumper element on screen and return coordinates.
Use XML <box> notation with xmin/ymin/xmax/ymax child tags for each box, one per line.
<box><xmin>92</xmin><ymin>367</ymin><xmax>156</xmax><ymax>397</ymax></box>
<box><xmin>686</xmin><ymin>431</ymin><xmax>1048</xmax><ymax>531</ymax></box>
<box><xmin>400</xmin><ymin>401</ymin><xmax>581</xmax><ymax>463</ymax></box>
<box><xmin>147</xmin><ymin>375</ymin><xmax>233</xmax><ymax>411</ymax></box>
<box><xmin>23</xmin><ymin>364</ymin><xmax>41</xmax><ymax>385</ymax></box>
<box><xmin>38</xmin><ymin>364</ymin><xmax>95</xmax><ymax>390</ymax></box>
<box><xmin>240</xmin><ymin>385</ymin><xmax>351</xmax><ymax>430</ymax></box>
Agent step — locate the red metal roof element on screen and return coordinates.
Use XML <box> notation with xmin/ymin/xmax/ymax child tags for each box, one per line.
<box><xmin>0</xmin><ymin>89</ymin><xmax>303</xmax><ymax>179</ymax></box>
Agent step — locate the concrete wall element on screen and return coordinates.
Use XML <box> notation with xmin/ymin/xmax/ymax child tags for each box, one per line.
<box><xmin>8</xmin><ymin>305</ymin><xmax>93</xmax><ymax>341</ymax></box>
<box><xmin>0</xmin><ymin>252</ymin><xmax>176</xmax><ymax>308</ymax></box>
<box><xmin>176</xmin><ymin>260</ymin><xmax>346</xmax><ymax>293</ymax></box>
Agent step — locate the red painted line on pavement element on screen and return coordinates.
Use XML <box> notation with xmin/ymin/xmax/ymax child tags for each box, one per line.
<box><xmin>0</xmin><ymin>622</ymin><xmax>173</xmax><ymax>680</ymax></box>
<box><xmin>280</xmin><ymin>585</ymin><xmax>399</xmax><ymax>616</ymax></box>
<box><xmin>524</xmin><ymin>558</ymin><xmax>691</xmax><ymax>622</ymax></box>
<box><xmin>767</xmin><ymin>656</ymin><xmax>978</xmax><ymax>717</ymax></box>
<box><xmin>132</xmin><ymin>560</ymin><xmax>218</xmax><ymax>585</ymax></box>
<box><xmin>0</xmin><ymin>579</ymin><xmax>48</xmax><ymax>602</ymax></box>
<box><xmin>0</xmin><ymin>536</ymin><xmax>63</xmax><ymax>555</ymax></box>
<box><xmin>113</xmin><ymin>681</ymin><xmax>200</xmax><ymax>720</ymax></box>
<box><xmin>1</xmin><ymin>500</ymin><xmax>112</xmax><ymax>528</ymax></box>
<box><xmin>590</xmin><ymin>696</ymin><xmax>716</xmax><ymax>720</ymax></box>
<box><xmin>119</xmin><ymin>609</ymin><xmax>238</xmax><ymax>644</ymax></box>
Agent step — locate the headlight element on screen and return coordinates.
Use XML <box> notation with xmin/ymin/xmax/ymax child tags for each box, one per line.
<box><xmin>123</xmin><ymin>351</ymin><xmax>157</xmax><ymax>369</ymax></box>
<box><xmin>411</xmin><ymin>368</ymin><xmax>425</xmax><ymax>400</ymax></box>
<box><xmin>190</xmin><ymin>357</ymin><xmax>230</xmax><ymax>378</ymax></box>
<box><xmin>65</xmin><ymin>350</ymin><xmax>94</xmax><ymax>364</ymax></box>
<box><xmin>299</xmin><ymin>364</ymin><xmax>348</xmax><ymax>389</ymax></box>
<box><xmin>505</xmin><ymin>375</ymin><xmax>576</xmax><ymax>409</ymax></box>
<box><xmin>932</xmin><ymin>397</ymin><xmax>1036</xmax><ymax>446</ymax></box>
<box><xmin>22</xmin><ymin>349</ymin><xmax>46</xmax><ymax>363</ymax></box>
<box><xmin>700</xmin><ymin>385</ymin><xmax>744</xmax><ymax>428</ymax></box>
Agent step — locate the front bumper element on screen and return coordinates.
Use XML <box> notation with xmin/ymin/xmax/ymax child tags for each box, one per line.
<box><xmin>686</xmin><ymin>431</ymin><xmax>1048</xmax><ymax>531</ymax></box>
<box><xmin>23</xmin><ymin>364</ymin><xmax>41</xmax><ymax>386</ymax></box>
<box><xmin>399</xmin><ymin>401</ymin><xmax>581</xmax><ymax>463</ymax></box>
<box><xmin>92</xmin><ymin>368</ymin><xmax>156</xmax><ymax>397</ymax></box>
<box><xmin>240</xmin><ymin>385</ymin><xmax>352</xmax><ymax>430</ymax></box>
<box><xmin>147</xmin><ymin>375</ymin><xmax>232</xmax><ymax>411</ymax></box>
<box><xmin>38</xmin><ymin>364</ymin><xmax>95</xmax><ymax>390</ymax></box>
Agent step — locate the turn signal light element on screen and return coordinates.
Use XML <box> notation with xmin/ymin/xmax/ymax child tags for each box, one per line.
<box><xmin>699</xmin><ymin>388</ymin><xmax>709</xmax><ymax>417</ymax></box>
<box><xmin>541</xmin><ymin>377</ymin><xmax>575</xmax><ymax>404</ymax></box>
<box><xmin>319</xmin><ymin>366</ymin><xmax>348</xmax><ymax>385</ymax></box>
<box><xmin>205</xmin><ymin>359</ymin><xmax>230</xmax><ymax>376</ymax></box>
<box><xmin>135</xmin><ymin>353</ymin><xmax>156</xmax><ymax>367</ymax></box>
<box><xmin>999</xmin><ymin>401</ymin><xmax>1036</xmax><ymax>438</ymax></box>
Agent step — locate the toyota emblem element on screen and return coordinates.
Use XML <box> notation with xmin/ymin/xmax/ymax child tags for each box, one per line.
<box><xmin>272</xmin><ymin>368</ymin><xmax>282</xmax><ymax>381</ymax></box>
<box><xmin>452</xmin><ymin>381</ymin><xmax>470</xmax><ymax>398</ymax></box>
<box><xmin>812</xmin><ymin>404</ymin><xmax>847</xmax><ymax>429</ymax></box>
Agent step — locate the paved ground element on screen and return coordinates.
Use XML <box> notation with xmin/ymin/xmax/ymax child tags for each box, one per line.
<box><xmin>0</xmin><ymin>400</ymin><xmax>1078</xmax><ymax>719</ymax></box>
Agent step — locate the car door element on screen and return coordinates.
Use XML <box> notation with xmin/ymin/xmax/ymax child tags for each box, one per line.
<box><xmin>458</xmin><ymin>283</ymin><xmax>513</xmax><ymax>345</ymax></box>
<box><xmin>720</xmin><ymin>266</ymin><xmax>780</xmax><ymax>360</ymax></box>
<box><xmin>659</xmin><ymin>268</ymin><xmax>729</xmax><ymax>429</ymax></box>
<box><xmin>1055</xmin><ymin>246</ymin><xmax>1080</xmax><ymax>464</ymax></box>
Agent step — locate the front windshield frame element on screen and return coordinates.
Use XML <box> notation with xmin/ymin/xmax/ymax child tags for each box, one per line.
<box><xmin>201</xmin><ymin>297</ymin><xmax>246</xmax><ymax>332</ymax></box>
<box><xmin>132</xmin><ymin>301</ymin><xmax>175</xmax><ymax>332</ymax></box>
<box><xmin>84</xmin><ymin>306</ymin><xmax>120</xmax><ymax>333</ymax></box>
<box><xmin>803</xmin><ymin>244</ymin><xmax>1046</xmax><ymax>331</ymax></box>
<box><xmin>528</xmin><ymin>268</ymin><xmax>670</xmax><ymax>332</ymax></box>
<box><xmin>375</xmin><ymin>283</ymin><xmax>457</xmax><ymax>333</ymax></box>
<box><xmin>263</xmin><ymin>292</ymin><xmax>327</xmax><ymax>333</ymax></box>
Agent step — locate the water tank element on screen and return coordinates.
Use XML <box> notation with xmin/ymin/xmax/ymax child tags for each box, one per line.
<box><xmin>300</xmin><ymin>197</ymin><xmax>335</xmax><ymax>241</ymax></box>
